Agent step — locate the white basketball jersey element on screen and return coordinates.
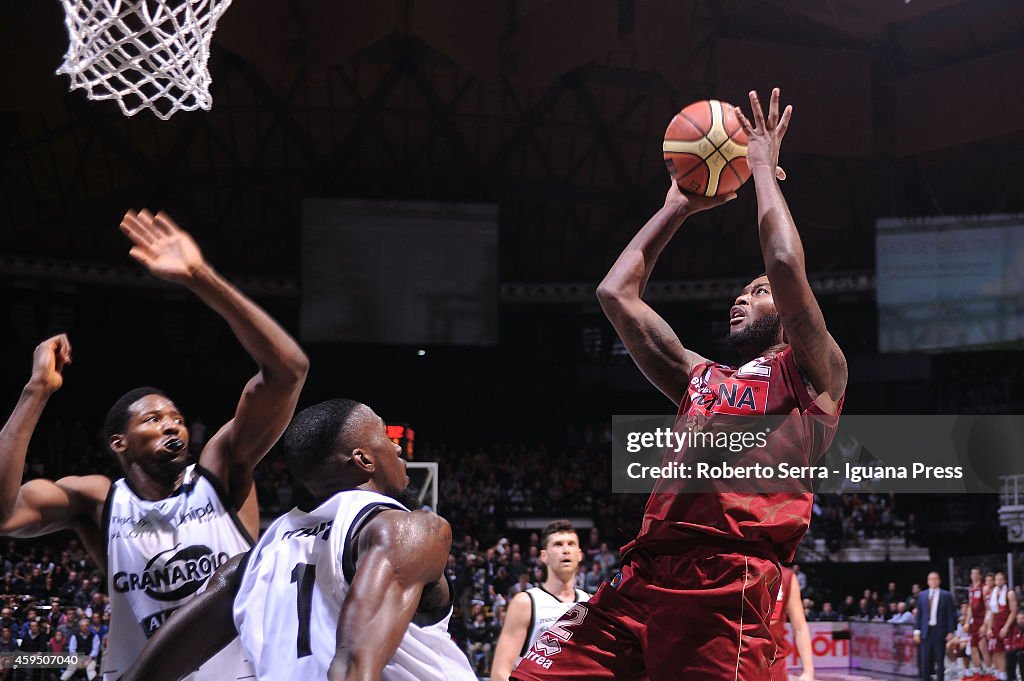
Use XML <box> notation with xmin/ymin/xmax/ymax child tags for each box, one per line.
<box><xmin>233</xmin><ymin>489</ymin><xmax>476</xmax><ymax>681</ymax></box>
<box><xmin>102</xmin><ymin>464</ymin><xmax>254</xmax><ymax>681</ymax></box>
<box><xmin>521</xmin><ymin>586</ymin><xmax>591</xmax><ymax>657</ymax></box>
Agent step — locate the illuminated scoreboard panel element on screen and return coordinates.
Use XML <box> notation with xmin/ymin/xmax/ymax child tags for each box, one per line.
<box><xmin>387</xmin><ymin>424</ymin><xmax>415</xmax><ymax>459</ymax></box>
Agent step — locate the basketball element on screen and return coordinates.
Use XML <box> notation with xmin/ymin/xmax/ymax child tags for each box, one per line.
<box><xmin>663</xmin><ymin>99</ymin><xmax>751</xmax><ymax>197</ymax></box>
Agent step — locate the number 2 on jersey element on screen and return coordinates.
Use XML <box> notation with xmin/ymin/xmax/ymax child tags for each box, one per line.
<box><xmin>290</xmin><ymin>562</ymin><xmax>316</xmax><ymax>658</ymax></box>
<box><xmin>547</xmin><ymin>603</ymin><xmax>588</xmax><ymax>641</ymax></box>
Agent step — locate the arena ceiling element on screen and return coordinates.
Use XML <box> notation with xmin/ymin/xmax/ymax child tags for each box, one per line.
<box><xmin>1</xmin><ymin>0</ymin><xmax>1023</xmax><ymax>285</ymax></box>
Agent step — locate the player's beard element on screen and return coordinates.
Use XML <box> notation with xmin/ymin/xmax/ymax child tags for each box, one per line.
<box><xmin>143</xmin><ymin>450</ymin><xmax>191</xmax><ymax>485</ymax></box>
<box><xmin>391</xmin><ymin>485</ymin><xmax>424</xmax><ymax>511</ymax></box>
<box><xmin>723</xmin><ymin>311</ymin><xmax>782</xmax><ymax>354</ymax></box>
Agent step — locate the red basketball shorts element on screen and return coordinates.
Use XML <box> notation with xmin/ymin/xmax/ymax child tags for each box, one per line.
<box><xmin>969</xmin><ymin>619</ymin><xmax>983</xmax><ymax>649</ymax></box>
<box><xmin>510</xmin><ymin>547</ymin><xmax>782</xmax><ymax>681</ymax></box>
<box><xmin>990</xmin><ymin>614</ymin><xmax>1011</xmax><ymax>653</ymax></box>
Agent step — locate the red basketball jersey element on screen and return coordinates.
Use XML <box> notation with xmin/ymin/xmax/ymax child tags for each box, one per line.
<box><xmin>621</xmin><ymin>346</ymin><xmax>842</xmax><ymax>563</ymax></box>
<box><xmin>969</xmin><ymin>583</ymin><xmax>986</xmax><ymax>627</ymax></box>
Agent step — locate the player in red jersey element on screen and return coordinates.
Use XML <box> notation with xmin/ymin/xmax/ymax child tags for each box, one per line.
<box><xmin>769</xmin><ymin>567</ymin><xmax>814</xmax><ymax>681</ymax></box>
<box><xmin>968</xmin><ymin>567</ymin><xmax>992</xmax><ymax>675</ymax></box>
<box><xmin>984</xmin><ymin>572</ymin><xmax>997</xmax><ymax>674</ymax></box>
<box><xmin>1005</xmin><ymin>611</ymin><xmax>1024</xmax><ymax>681</ymax></box>
<box><xmin>512</xmin><ymin>88</ymin><xmax>846</xmax><ymax>681</ymax></box>
<box><xmin>984</xmin><ymin>571</ymin><xmax>1018</xmax><ymax>680</ymax></box>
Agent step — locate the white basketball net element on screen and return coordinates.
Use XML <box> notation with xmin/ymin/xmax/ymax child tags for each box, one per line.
<box><xmin>57</xmin><ymin>0</ymin><xmax>234</xmax><ymax>120</ymax></box>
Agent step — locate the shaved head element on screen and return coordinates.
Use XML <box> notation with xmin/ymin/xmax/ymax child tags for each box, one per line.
<box><xmin>281</xmin><ymin>399</ymin><xmax>369</xmax><ymax>485</ymax></box>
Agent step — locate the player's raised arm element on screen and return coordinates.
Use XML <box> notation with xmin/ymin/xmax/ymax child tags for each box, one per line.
<box><xmin>120</xmin><ymin>210</ymin><xmax>309</xmax><ymax>508</ymax></box>
<box><xmin>596</xmin><ymin>185</ymin><xmax>733</xmax><ymax>406</ymax></box>
<box><xmin>736</xmin><ymin>88</ymin><xmax>847</xmax><ymax>410</ymax></box>
<box><xmin>0</xmin><ymin>336</ymin><xmax>109</xmax><ymax>546</ymax></box>
<box><xmin>328</xmin><ymin>509</ymin><xmax>452</xmax><ymax>681</ymax></box>
<box><xmin>118</xmin><ymin>553</ymin><xmax>246</xmax><ymax>681</ymax></box>
<box><xmin>491</xmin><ymin>591</ymin><xmax>534</xmax><ymax>681</ymax></box>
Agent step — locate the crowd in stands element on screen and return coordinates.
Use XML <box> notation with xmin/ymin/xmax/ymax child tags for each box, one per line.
<box><xmin>936</xmin><ymin>361</ymin><xmax>1024</xmax><ymax>414</ymax></box>
<box><xmin>0</xmin><ymin>537</ymin><xmax>109</xmax><ymax>680</ymax></box>
<box><xmin>806</xmin><ymin>492</ymin><xmax>917</xmax><ymax>552</ymax></box>
<box><xmin>798</xmin><ymin>578</ymin><xmax>922</xmax><ymax>624</ymax></box>
<box><xmin>798</xmin><ymin>575</ymin><xmax>1024</xmax><ymax>627</ymax></box>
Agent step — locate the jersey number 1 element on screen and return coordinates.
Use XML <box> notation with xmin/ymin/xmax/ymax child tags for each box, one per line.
<box><xmin>291</xmin><ymin>562</ymin><xmax>316</xmax><ymax>658</ymax></box>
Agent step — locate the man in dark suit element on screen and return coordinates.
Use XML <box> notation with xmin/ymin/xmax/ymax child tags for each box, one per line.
<box><xmin>914</xmin><ymin>571</ymin><xmax>958</xmax><ymax>681</ymax></box>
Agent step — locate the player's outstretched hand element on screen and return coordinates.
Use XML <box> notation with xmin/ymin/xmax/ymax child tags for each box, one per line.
<box><xmin>663</xmin><ymin>180</ymin><xmax>736</xmax><ymax>218</ymax></box>
<box><xmin>120</xmin><ymin>209</ymin><xmax>208</xmax><ymax>284</ymax></box>
<box><xmin>29</xmin><ymin>334</ymin><xmax>71</xmax><ymax>394</ymax></box>
<box><xmin>736</xmin><ymin>88</ymin><xmax>792</xmax><ymax>176</ymax></box>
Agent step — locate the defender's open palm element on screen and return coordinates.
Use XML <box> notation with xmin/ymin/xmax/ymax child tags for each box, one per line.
<box><xmin>120</xmin><ymin>209</ymin><xmax>206</xmax><ymax>284</ymax></box>
<box><xmin>736</xmin><ymin>88</ymin><xmax>792</xmax><ymax>173</ymax></box>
